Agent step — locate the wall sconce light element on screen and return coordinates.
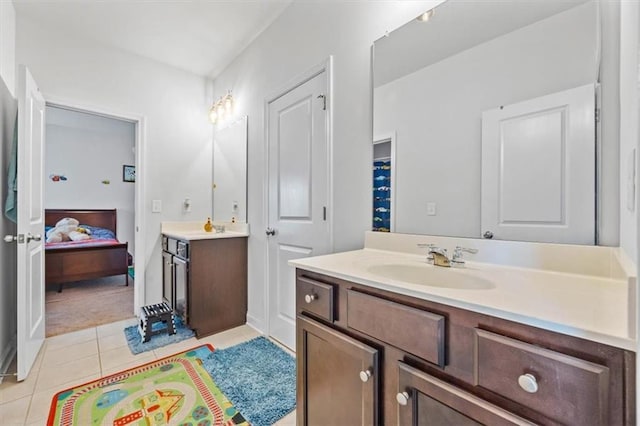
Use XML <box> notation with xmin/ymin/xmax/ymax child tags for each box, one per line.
<box><xmin>209</xmin><ymin>90</ymin><xmax>234</xmax><ymax>124</ymax></box>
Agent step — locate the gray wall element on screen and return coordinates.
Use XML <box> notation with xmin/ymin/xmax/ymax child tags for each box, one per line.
<box><xmin>0</xmin><ymin>75</ymin><xmax>17</xmax><ymax>374</ymax></box>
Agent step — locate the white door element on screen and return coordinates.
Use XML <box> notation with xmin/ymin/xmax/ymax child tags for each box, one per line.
<box><xmin>14</xmin><ymin>66</ymin><xmax>46</xmax><ymax>380</ymax></box>
<box><xmin>267</xmin><ymin>70</ymin><xmax>330</xmax><ymax>350</ymax></box>
<box><xmin>481</xmin><ymin>83</ymin><xmax>595</xmax><ymax>244</ymax></box>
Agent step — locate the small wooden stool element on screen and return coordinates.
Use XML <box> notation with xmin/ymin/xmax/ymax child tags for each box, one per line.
<box><xmin>138</xmin><ymin>302</ymin><xmax>176</xmax><ymax>343</ymax></box>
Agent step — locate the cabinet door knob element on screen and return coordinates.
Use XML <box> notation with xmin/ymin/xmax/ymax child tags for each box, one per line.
<box><xmin>359</xmin><ymin>369</ymin><xmax>372</xmax><ymax>382</ymax></box>
<box><xmin>304</xmin><ymin>294</ymin><xmax>317</xmax><ymax>304</ymax></box>
<box><xmin>396</xmin><ymin>391</ymin><xmax>410</xmax><ymax>406</ymax></box>
<box><xmin>518</xmin><ymin>373</ymin><xmax>539</xmax><ymax>393</ymax></box>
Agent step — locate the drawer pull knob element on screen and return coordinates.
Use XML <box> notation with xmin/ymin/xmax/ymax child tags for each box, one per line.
<box><xmin>396</xmin><ymin>391</ymin><xmax>410</xmax><ymax>406</ymax></box>
<box><xmin>304</xmin><ymin>294</ymin><xmax>317</xmax><ymax>304</ymax></box>
<box><xmin>359</xmin><ymin>369</ymin><xmax>372</xmax><ymax>382</ymax></box>
<box><xmin>518</xmin><ymin>373</ymin><xmax>539</xmax><ymax>393</ymax></box>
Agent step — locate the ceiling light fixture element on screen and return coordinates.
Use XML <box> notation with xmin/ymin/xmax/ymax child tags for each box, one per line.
<box><xmin>416</xmin><ymin>9</ymin><xmax>434</xmax><ymax>22</ymax></box>
<box><xmin>209</xmin><ymin>90</ymin><xmax>234</xmax><ymax>124</ymax></box>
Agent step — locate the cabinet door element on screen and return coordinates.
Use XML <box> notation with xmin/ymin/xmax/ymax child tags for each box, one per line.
<box><xmin>397</xmin><ymin>362</ymin><xmax>535</xmax><ymax>426</ymax></box>
<box><xmin>297</xmin><ymin>315</ymin><xmax>379</xmax><ymax>426</ymax></box>
<box><xmin>174</xmin><ymin>256</ymin><xmax>188</xmax><ymax>323</ymax></box>
<box><xmin>162</xmin><ymin>251</ymin><xmax>174</xmax><ymax>308</ymax></box>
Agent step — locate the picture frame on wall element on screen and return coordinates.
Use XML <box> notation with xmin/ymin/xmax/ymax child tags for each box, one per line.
<box><xmin>123</xmin><ymin>165</ymin><xmax>135</xmax><ymax>183</ymax></box>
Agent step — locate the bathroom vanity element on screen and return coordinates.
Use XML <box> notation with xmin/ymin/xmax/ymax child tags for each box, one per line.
<box><xmin>161</xmin><ymin>221</ymin><xmax>249</xmax><ymax>337</ymax></box>
<box><xmin>291</xmin><ymin>232</ymin><xmax>636</xmax><ymax>425</ymax></box>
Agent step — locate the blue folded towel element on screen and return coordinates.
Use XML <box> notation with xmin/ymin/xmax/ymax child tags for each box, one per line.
<box><xmin>4</xmin><ymin>114</ymin><xmax>17</xmax><ymax>223</ymax></box>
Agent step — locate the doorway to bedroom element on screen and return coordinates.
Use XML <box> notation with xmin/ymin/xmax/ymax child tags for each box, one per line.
<box><xmin>43</xmin><ymin>105</ymin><xmax>137</xmax><ymax>337</ymax></box>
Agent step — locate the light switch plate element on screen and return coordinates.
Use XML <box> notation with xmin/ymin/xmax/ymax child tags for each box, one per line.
<box><xmin>427</xmin><ymin>202</ymin><xmax>437</xmax><ymax>216</ymax></box>
<box><xmin>152</xmin><ymin>200</ymin><xmax>162</xmax><ymax>213</ymax></box>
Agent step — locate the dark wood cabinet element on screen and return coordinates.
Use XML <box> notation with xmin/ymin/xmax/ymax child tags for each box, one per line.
<box><xmin>162</xmin><ymin>235</ymin><xmax>247</xmax><ymax>337</ymax></box>
<box><xmin>295</xmin><ymin>269</ymin><xmax>635</xmax><ymax>426</ymax></box>
<box><xmin>297</xmin><ymin>315</ymin><xmax>379</xmax><ymax>426</ymax></box>
<box><xmin>397</xmin><ymin>362</ymin><xmax>533</xmax><ymax>426</ymax></box>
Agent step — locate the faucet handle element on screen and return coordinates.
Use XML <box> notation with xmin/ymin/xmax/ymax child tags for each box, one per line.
<box><xmin>417</xmin><ymin>243</ymin><xmax>437</xmax><ymax>264</ymax></box>
<box><xmin>451</xmin><ymin>246</ymin><xmax>478</xmax><ymax>266</ymax></box>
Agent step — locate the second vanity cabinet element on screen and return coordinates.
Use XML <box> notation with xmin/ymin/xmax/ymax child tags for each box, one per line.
<box><xmin>295</xmin><ymin>269</ymin><xmax>634</xmax><ymax>425</ymax></box>
<box><xmin>162</xmin><ymin>235</ymin><xmax>247</xmax><ymax>337</ymax></box>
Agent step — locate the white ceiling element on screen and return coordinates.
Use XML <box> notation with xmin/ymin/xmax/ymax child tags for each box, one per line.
<box><xmin>13</xmin><ymin>0</ymin><xmax>293</xmax><ymax>78</ymax></box>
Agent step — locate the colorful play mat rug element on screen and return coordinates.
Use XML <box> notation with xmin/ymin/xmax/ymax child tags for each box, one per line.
<box><xmin>47</xmin><ymin>344</ymin><xmax>248</xmax><ymax>426</ymax></box>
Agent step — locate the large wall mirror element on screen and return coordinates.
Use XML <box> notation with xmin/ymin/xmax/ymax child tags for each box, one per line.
<box><xmin>373</xmin><ymin>0</ymin><xmax>618</xmax><ymax>245</ymax></box>
<box><xmin>212</xmin><ymin>115</ymin><xmax>248</xmax><ymax>223</ymax></box>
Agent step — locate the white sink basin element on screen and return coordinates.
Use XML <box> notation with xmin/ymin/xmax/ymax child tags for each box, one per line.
<box><xmin>366</xmin><ymin>263</ymin><xmax>495</xmax><ymax>290</ymax></box>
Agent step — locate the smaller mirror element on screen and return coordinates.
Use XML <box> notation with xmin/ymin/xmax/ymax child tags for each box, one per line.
<box><xmin>213</xmin><ymin>115</ymin><xmax>248</xmax><ymax>222</ymax></box>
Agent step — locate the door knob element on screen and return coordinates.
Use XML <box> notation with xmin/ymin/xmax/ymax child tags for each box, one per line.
<box><xmin>265</xmin><ymin>228</ymin><xmax>276</xmax><ymax>236</ymax></box>
<box><xmin>396</xmin><ymin>391</ymin><xmax>411</xmax><ymax>406</ymax></box>
<box><xmin>26</xmin><ymin>233</ymin><xmax>41</xmax><ymax>243</ymax></box>
<box><xmin>4</xmin><ymin>234</ymin><xmax>24</xmax><ymax>243</ymax></box>
<box><xmin>359</xmin><ymin>369</ymin><xmax>372</xmax><ymax>383</ymax></box>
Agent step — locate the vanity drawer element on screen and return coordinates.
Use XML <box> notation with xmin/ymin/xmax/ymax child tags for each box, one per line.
<box><xmin>474</xmin><ymin>329</ymin><xmax>610</xmax><ymax>425</ymax></box>
<box><xmin>347</xmin><ymin>290</ymin><xmax>445</xmax><ymax>367</ymax></box>
<box><xmin>296</xmin><ymin>277</ymin><xmax>335</xmax><ymax>322</ymax></box>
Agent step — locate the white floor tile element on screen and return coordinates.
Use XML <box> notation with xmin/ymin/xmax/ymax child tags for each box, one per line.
<box><xmin>99</xmin><ymin>346</ymin><xmax>155</xmax><ymax>372</ymax></box>
<box><xmin>97</xmin><ymin>331</ymin><xmax>128</xmax><ymax>352</ymax></box>
<box><xmin>275</xmin><ymin>410</ymin><xmax>297</xmax><ymax>425</ymax></box>
<box><xmin>42</xmin><ymin>339</ymin><xmax>99</xmax><ymax>368</ymax></box>
<box><xmin>35</xmin><ymin>354</ymin><xmax>100</xmax><ymax>393</ymax></box>
<box><xmin>45</xmin><ymin>327</ymin><xmax>96</xmax><ymax>351</ymax></box>
<box><xmin>0</xmin><ymin>395</ymin><xmax>31</xmax><ymax>425</ymax></box>
<box><xmin>96</xmin><ymin>317</ymin><xmax>137</xmax><ymax>339</ymax></box>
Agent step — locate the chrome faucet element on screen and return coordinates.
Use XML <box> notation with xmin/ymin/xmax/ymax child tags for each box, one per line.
<box><xmin>417</xmin><ymin>244</ymin><xmax>478</xmax><ymax>268</ymax></box>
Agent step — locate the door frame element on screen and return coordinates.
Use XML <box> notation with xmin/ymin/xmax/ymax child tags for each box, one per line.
<box><xmin>262</xmin><ymin>57</ymin><xmax>334</xmax><ymax>337</ymax></box>
<box><xmin>43</xmin><ymin>94</ymin><xmax>147</xmax><ymax>313</ymax></box>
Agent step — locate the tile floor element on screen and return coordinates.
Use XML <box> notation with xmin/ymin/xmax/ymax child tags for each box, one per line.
<box><xmin>0</xmin><ymin>319</ymin><xmax>296</xmax><ymax>425</ymax></box>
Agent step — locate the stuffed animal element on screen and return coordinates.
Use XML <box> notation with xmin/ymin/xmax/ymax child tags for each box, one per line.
<box><xmin>46</xmin><ymin>217</ymin><xmax>89</xmax><ymax>243</ymax></box>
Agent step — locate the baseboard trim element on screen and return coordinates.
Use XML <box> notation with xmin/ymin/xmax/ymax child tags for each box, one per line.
<box><xmin>246</xmin><ymin>313</ymin><xmax>265</xmax><ymax>334</ymax></box>
<box><xmin>0</xmin><ymin>334</ymin><xmax>17</xmax><ymax>384</ymax></box>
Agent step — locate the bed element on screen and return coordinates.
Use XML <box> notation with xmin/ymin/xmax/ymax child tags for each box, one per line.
<box><xmin>45</xmin><ymin>209</ymin><xmax>129</xmax><ymax>292</ymax></box>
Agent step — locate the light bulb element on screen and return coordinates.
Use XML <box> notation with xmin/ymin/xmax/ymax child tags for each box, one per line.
<box><xmin>225</xmin><ymin>95</ymin><xmax>233</xmax><ymax>113</ymax></box>
<box><xmin>209</xmin><ymin>106</ymin><xmax>218</xmax><ymax>123</ymax></box>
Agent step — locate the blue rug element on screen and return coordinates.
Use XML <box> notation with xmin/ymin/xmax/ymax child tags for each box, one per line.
<box><xmin>123</xmin><ymin>317</ymin><xmax>195</xmax><ymax>354</ymax></box>
<box><xmin>202</xmin><ymin>336</ymin><xmax>296</xmax><ymax>426</ymax></box>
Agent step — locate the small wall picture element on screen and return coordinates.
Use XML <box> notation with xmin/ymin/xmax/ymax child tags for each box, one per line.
<box><xmin>123</xmin><ymin>165</ymin><xmax>135</xmax><ymax>183</ymax></box>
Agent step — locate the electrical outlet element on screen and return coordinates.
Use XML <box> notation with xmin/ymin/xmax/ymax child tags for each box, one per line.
<box><xmin>183</xmin><ymin>198</ymin><xmax>192</xmax><ymax>213</ymax></box>
<box><xmin>427</xmin><ymin>202</ymin><xmax>437</xmax><ymax>216</ymax></box>
<box><xmin>152</xmin><ymin>200</ymin><xmax>162</xmax><ymax>213</ymax></box>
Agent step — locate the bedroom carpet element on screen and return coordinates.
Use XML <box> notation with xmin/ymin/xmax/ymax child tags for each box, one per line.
<box><xmin>45</xmin><ymin>275</ymin><xmax>134</xmax><ymax>337</ymax></box>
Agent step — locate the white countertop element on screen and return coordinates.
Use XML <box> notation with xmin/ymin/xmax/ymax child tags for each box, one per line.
<box><xmin>290</xmin><ymin>247</ymin><xmax>636</xmax><ymax>351</ymax></box>
<box><xmin>161</xmin><ymin>221</ymin><xmax>249</xmax><ymax>241</ymax></box>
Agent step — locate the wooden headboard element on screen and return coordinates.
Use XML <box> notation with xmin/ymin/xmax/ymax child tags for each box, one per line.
<box><xmin>45</xmin><ymin>209</ymin><xmax>118</xmax><ymax>234</ymax></box>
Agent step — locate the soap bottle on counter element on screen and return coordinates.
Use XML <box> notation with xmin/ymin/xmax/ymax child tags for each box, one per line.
<box><xmin>204</xmin><ymin>217</ymin><xmax>213</xmax><ymax>232</ymax></box>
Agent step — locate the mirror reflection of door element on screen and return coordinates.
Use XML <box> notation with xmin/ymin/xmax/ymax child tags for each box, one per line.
<box><xmin>481</xmin><ymin>84</ymin><xmax>596</xmax><ymax>244</ymax></box>
<box><xmin>212</xmin><ymin>115</ymin><xmax>247</xmax><ymax>222</ymax></box>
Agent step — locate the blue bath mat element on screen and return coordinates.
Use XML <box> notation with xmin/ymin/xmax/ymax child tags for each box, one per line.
<box><xmin>123</xmin><ymin>316</ymin><xmax>195</xmax><ymax>354</ymax></box>
<box><xmin>202</xmin><ymin>336</ymin><xmax>296</xmax><ymax>426</ymax></box>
